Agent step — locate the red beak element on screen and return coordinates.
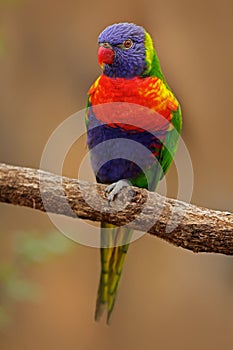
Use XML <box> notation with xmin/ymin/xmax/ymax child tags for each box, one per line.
<box><xmin>98</xmin><ymin>46</ymin><xmax>114</xmax><ymax>67</ymax></box>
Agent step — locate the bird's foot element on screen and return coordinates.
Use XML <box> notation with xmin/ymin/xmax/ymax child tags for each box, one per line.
<box><xmin>105</xmin><ymin>179</ymin><xmax>131</xmax><ymax>203</ymax></box>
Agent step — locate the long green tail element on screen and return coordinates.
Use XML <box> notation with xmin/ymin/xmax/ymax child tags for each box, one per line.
<box><xmin>95</xmin><ymin>222</ymin><xmax>133</xmax><ymax>324</ymax></box>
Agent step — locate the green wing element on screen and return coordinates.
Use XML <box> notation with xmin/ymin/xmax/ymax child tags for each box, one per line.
<box><xmin>144</xmin><ymin>44</ymin><xmax>182</xmax><ymax>190</ymax></box>
<box><xmin>158</xmin><ymin>106</ymin><xmax>182</xmax><ymax>176</ymax></box>
<box><xmin>150</xmin><ymin>105</ymin><xmax>182</xmax><ymax>191</ymax></box>
<box><xmin>130</xmin><ymin>105</ymin><xmax>182</xmax><ymax>191</ymax></box>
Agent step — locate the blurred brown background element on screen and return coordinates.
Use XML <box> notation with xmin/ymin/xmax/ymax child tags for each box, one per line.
<box><xmin>0</xmin><ymin>0</ymin><xmax>233</xmax><ymax>349</ymax></box>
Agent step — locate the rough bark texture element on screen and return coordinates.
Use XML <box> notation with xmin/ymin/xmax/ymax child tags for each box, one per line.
<box><xmin>0</xmin><ymin>162</ymin><xmax>233</xmax><ymax>255</ymax></box>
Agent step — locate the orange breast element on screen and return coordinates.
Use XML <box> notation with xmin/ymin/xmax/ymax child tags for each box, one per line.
<box><xmin>88</xmin><ymin>75</ymin><xmax>178</xmax><ymax>132</ymax></box>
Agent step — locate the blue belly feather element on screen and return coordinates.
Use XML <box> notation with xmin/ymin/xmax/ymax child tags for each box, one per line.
<box><xmin>87</xmin><ymin>109</ymin><xmax>164</xmax><ymax>185</ymax></box>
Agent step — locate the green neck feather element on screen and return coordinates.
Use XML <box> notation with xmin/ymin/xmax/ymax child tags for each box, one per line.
<box><xmin>144</xmin><ymin>31</ymin><xmax>168</xmax><ymax>87</ymax></box>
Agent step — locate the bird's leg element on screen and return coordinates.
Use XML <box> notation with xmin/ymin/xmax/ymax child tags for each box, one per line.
<box><xmin>105</xmin><ymin>179</ymin><xmax>131</xmax><ymax>202</ymax></box>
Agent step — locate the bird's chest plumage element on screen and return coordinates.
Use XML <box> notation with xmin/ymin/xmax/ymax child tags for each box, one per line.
<box><xmin>88</xmin><ymin>75</ymin><xmax>177</xmax><ymax>128</ymax></box>
<box><xmin>86</xmin><ymin>75</ymin><xmax>177</xmax><ymax>184</ymax></box>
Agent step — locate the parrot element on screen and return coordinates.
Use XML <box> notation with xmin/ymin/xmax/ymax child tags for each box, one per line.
<box><xmin>85</xmin><ymin>22</ymin><xmax>182</xmax><ymax>323</ymax></box>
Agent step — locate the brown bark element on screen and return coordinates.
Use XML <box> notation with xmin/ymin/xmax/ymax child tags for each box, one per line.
<box><xmin>0</xmin><ymin>162</ymin><xmax>233</xmax><ymax>255</ymax></box>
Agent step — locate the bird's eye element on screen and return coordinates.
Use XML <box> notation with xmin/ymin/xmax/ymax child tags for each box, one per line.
<box><xmin>123</xmin><ymin>39</ymin><xmax>133</xmax><ymax>49</ymax></box>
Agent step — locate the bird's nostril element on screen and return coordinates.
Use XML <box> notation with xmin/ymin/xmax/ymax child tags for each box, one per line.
<box><xmin>100</xmin><ymin>42</ymin><xmax>111</xmax><ymax>49</ymax></box>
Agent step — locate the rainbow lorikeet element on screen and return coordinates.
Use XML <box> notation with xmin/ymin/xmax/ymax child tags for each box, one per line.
<box><xmin>86</xmin><ymin>22</ymin><xmax>182</xmax><ymax>323</ymax></box>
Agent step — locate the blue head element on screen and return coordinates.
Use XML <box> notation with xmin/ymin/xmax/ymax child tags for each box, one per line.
<box><xmin>98</xmin><ymin>23</ymin><xmax>151</xmax><ymax>79</ymax></box>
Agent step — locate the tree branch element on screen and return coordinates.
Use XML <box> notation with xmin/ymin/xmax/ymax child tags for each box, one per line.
<box><xmin>0</xmin><ymin>162</ymin><xmax>233</xmax><ymax>255</ymax></box>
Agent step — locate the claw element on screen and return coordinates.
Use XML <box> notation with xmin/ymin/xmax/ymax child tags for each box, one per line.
<box><xmin>105</xmin><ymin>179</ymin><xmax>131</xmax><ymax>202</ymax></box>
<box><xmin>104</xmin><ymin>183</ymin><xmax>116</xmax><ymax>196</ymax></box>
